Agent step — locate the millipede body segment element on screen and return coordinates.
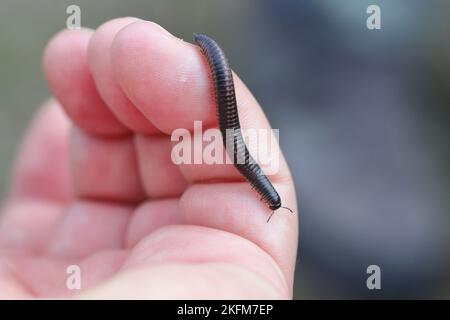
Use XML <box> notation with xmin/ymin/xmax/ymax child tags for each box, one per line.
<box><xmin>194</xmin><ymin>34</ymin><xmax>291</xmax><ymax>221</ymax></box>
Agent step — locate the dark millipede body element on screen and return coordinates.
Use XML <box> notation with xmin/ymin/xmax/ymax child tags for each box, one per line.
<box><xmin>194</xmin><ymin>34</ymin><xmax>292</xmax><ymax>222</ymax></box>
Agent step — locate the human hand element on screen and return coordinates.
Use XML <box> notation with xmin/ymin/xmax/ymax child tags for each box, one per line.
<box><xmin>0</xmin><ymin>18</ymin><xmax>298</xmax><ymax>299</ymax></box>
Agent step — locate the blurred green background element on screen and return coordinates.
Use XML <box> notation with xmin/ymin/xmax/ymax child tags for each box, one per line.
<box><xmin>1</xmin><ymin>0</ymin><xmax>450</xmax><ymax>299</ymax></box>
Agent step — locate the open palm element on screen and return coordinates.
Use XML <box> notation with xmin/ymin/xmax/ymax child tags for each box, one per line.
<box><xmin>0</xmin><ymin>18</ymin><xmax>298</xmax><ymax>299</ymax></box>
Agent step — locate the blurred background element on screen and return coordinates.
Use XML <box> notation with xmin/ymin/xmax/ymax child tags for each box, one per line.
<box><xmin>0</xmin><ymin>0</ymin><xmax>449</xmax><ymax>299</ymax></box>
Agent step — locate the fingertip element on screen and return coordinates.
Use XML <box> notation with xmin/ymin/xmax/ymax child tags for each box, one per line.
<box><xmin>87</xmin><ymin>18</ymin><xmax>159</xmax><ymax>134</ymax></box>
<box><xmin>43</xmin><ymin>28</ymin><xmax>130</xmax><ymax>136</ymax></box>
<box><xmin>43</xmin><ymin>28</ymin><xmax>94</xmax><ymax>63</ymax></box>
<box><xmin>111</xmin><ymin>20</ymin><xmax>215</xmax><ymax>134</ymax></box>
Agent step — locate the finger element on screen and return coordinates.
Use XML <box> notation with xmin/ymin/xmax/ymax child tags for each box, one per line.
<box><xmin>43</xmin><ymin>28</ymin><xmax>130</xmax><ymax>137</ymax></box>
<box><xmin>1</xmin><ymin>100</ymin><xmax>69</xmax><ymax>254</ymax></box>
<box><xmin>70</xmin><ymin>128</ymin><xmax>145</xmax><ymax>203</ymax></box>
<box><xmin>8</xmin><ymin>99</ymin><xmax>71</xmax><ymax>202</ymax></box>
<box><xmin>111</xmin><ymin>21</ymin><xmax>209</xmax><ymax>134</ymax></box>
<box><xmin>87</xmin><ymin>18</ymin><xmax>159</xmax><ymax>134</ymax></box>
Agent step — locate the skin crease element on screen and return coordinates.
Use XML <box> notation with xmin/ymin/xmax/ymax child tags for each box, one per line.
<box><xmin>0</xmin><ymin>18</ymin><xmax>298</xmax><ymax>299</ymax></box>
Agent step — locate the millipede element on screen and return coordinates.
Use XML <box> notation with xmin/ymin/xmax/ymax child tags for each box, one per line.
<box><xmin>194</xmin><ymin>33</ymin><xmax>293</xmax><ymax>222</ymax></box>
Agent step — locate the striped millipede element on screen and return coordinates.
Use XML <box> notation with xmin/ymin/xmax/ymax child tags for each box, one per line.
<box><xmin>194</xmin><ymin>34</ymin><xmax>293</xmax><ymax>222</ymax></box>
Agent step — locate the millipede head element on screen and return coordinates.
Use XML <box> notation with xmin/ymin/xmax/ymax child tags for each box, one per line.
<box><xmin>269</xmin><ymin>200</ymin><xmax>281</xmax><ymax>211</ymax></box>
<box><xmin>267</xmin><ymin>204</ymin><xmax>294</xmax><ymax>223</ymax></box>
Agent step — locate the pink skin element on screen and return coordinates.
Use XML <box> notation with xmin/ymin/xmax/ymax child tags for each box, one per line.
<box><xmin>0</xmin><ymin>18</ymin><xmax>298</xmax><ymax>299</ymax></box>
